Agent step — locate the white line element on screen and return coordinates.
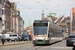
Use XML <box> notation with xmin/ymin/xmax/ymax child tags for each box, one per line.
<box><xmin>50</xmin><ymin>47</ymin><xmax>72</xmax><ymax>49</ymax></box>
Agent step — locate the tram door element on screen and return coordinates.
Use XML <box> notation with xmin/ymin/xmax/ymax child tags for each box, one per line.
<box><xmin>48</xmin><ymin>23</ymin><xmax>51</xmax><ymax>43</ymax></box>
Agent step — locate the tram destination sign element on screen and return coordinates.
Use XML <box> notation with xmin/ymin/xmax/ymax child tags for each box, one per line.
<box><xmin>34</xmin><ymin>23</ymin><xmax>48</xmax><ymax>26</ymax></box>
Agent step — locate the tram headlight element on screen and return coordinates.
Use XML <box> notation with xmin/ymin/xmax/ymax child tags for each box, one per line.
<box><xmin>34</xmin><ymin>38</ymin><xmax>37</xmax><ymax>40</ymax></box>
<box><xmin>43</xmin><ymin>38</ymin><xmax>46</xmax><ymax>40</ymax></box>
<box><xmin>43</xmin><ymin>39</ymin><xmax>45</xmax><ymax>40</ymax></box>
<box><xmin>35</xmin><ymin>38</ymin><xmax>37</xmax><ymax>40</ymax></box>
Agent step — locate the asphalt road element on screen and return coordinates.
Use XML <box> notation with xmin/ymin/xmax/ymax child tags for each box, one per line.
<box><xmin>0</xmin><ymin>40</ymin><xmax>73</xmax><ymax>50</ymax></box>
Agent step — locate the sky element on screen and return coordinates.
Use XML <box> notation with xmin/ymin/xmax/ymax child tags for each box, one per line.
<box><xmin>9</xmin><ymin>0</ymin><xmax>75</xmax><ymax>28</ymax></box>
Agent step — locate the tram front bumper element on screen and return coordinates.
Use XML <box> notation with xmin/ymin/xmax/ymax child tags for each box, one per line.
<box><xmin>33</xmin><ymin>40</ymin><xmax>49</xmax><ymax>44</ymax></box>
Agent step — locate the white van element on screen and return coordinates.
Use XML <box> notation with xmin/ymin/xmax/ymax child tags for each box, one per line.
<box><xmin>0</xmin><ymin>34</ymin><xmax>10</xmax><ymax>41</ymax></box>
<box><xmin>10</xmin><ymin>34</ymin><xmax>18</xmax><ymax>41</ymax></box>
<box><xmin>4</xmin><ymin>34</ymin><xmax>10</xmax><ymax>41</ymax></box>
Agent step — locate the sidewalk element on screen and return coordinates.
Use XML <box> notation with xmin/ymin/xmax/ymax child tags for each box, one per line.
<box><xmin>0</xmin><ymin>41</ymin><xmax>31</xmax><ymax>46</ymax></box>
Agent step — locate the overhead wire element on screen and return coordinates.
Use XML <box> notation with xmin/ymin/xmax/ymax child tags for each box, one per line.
<box><xmin>41</xmin><ymin>1</ymin><xmax>50</xmax><ymax>12</ymax></box>
<box><xmin>34</xmin><ymin>0</ymin><xmax>50</xmax><ymax>12</ymax></box>
<box><xmin>10</xmin><ymin>0</ymin><xmax>40</xmax><ymax>14</ymax></box>
<box><xmin>17</xmin><ymin>2</ymin><xmax>40</xmax><ymax>14</ymax></box>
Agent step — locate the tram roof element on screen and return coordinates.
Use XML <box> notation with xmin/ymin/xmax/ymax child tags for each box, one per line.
<box><xmin>34</xmin><ymin>20</ymin><xmax>49</xmax><ymax>23</ymax></box>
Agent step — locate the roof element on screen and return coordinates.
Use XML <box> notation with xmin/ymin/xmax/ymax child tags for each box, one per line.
<box><xmin>47</xmin><ymin>13</ymin><xmax>54</xmax><ymax>17</ymax></box>
<box><xmin>72</xmin><ymin>8</ymin><xmax>75</xmax><ymax>17</ymax></box>
<box><xmin>10</xmin><ymin>2</ymin><xmax>16</xmax><ymax>10</ymax></box>
<box><xmin>55</xmin><ymin>16</ymin><xmax>64</xmax><ymax>24</ymax></box>
<box><xmin>11</xmin><ymin>3</ymin><xmax>15</xmax><ymax>7</ymax></box>
<box><xmin>26</xmin><ymin>25</ymin><xmax>32</xmax><ymax>28</ymax></box>
<box><xmin>5</xmin><ymin>0</ymin><xmax>11</xmax><ymax>7</ymax></box>
<box><xmin>61</xmin><ymin>17</ymin><xmax>70</xmax><ymax>23</ymax></box>
<box><xmin>24</xmin><ymin>28</ymin><xmax>26</xmax><ymax>30</ymax></box>
<box><xmin>47</xmin><ymin>13</ymin><xmax>50</xmax><ymax>16</ymax></box>
<box><xmin>59</xmin><ymin>23</ymin><xmax>66</xmax><ymax>26</ymax></box>
<box><xmin>52</xmin><ymin>17</ymin><xmax>57</xmax><ymax>22</ymax></box>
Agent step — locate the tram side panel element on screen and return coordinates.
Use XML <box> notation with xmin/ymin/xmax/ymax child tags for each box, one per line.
<box><xmin>48</xmin><ymin>22</ymin><xmax>53</xmax><ymax>44</ymax></box>
<box><xmin>49</xmin><ymin>22</ymin><xmax>55</xmax><ymax>43</ymax></box>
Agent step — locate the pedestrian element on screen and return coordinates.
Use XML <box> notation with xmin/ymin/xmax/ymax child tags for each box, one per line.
<box><xmin>22</xmin><ymin>34</ymin><xmax>24</xmax><ymax>41</ymax></box>
<box><xmin>73</xmin><ymin>43</ymin><xmax>75</xmax><ymax>50</ymax></box>
<box><xmin>18</xmin><ymin>34</ymin><xmax>20</xmax><ymax>41</ymax></box>
<box><xmin>18</xmin><ymin>34</ymin><xmax>22</xmax><ymax>41</ymax></box>
<box><xmin>1</xmin><ymin>33</ymin><xmax>5</xmax><ymax>45</ymax></box>
<box><xmin>29</xmin><ymin>35</ymin><xmax>31</xmax><ymax>41</ymax></box>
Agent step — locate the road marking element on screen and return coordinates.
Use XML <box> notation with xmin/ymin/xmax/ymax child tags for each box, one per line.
<box><xmin>50</xmin><ymin>47</ymin><xmax>72</xmax><ymax>49</ymax></box>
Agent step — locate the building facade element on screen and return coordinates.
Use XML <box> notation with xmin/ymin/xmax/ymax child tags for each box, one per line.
<box><xmin>0</xmin><ymin>0</ymin><xmax>11</xmax><ymax>33</ymax></box>
<box><xmin>17</xmin><ymin>9</ymin><xmax>24</xmax><ymax>35</ymax></box>
<box><xmin>66</xmin><ymin>20</ymin><xmax>70</xmax><ymax>35</ymax></box>
<box><xmin>72</xmin><ymin>8</ymin><xmax>75</xmax><ymax>34</ymax></box>
<box><xmin>12</xmin><ymin>3</ymin><xmax>17</xmax><ymax>33</ymax></box>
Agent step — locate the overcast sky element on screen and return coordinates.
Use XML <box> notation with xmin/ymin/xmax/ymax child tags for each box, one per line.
<box><xmin>9</xmin><ymin>0</ymin><xmax>75</xmax><ymax>28</ymax></box>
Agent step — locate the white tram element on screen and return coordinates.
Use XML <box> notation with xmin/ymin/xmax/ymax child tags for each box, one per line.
<box><xmin>33</xmin><ymin>20</ymin><xmax>63</xmax><ymax>44</ymax></box>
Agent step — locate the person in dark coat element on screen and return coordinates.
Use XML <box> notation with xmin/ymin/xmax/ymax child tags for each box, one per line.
<box><xmin>1</xmin><ymin>33</ymin><xmax>5</xmax><ymax>45</ymax></box>
<box><xmin>29</xmin><ymin>35</ymin><xmax>32</xmax><ymax>41</ymax></box>
<box><xmin>22</xmin><ymin>34</ymin><xmax>24</xmax><ymax>41</ymax></box>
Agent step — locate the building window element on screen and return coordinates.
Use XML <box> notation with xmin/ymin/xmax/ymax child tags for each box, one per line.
<box><xmin>2</xmin><ymin>9</ymin><xmax>4</xmax><ymax>15</ymax></box>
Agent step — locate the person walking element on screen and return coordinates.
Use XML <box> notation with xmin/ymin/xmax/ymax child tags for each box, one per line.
<box><xmin>1</xmin><ymin>33</ymin><xmax>5</xmax><ymax>45</ymax></box>
<box><xmin>22</xmin><ymin>34</ymin><xmax>24</xmax><ymax>41</ymax></box>
<box><xmin>18</xmin><ymin>34</ymin><xmax>21</xmax><ymax>41</ymax></box>
<box><xmin>29</xmin><ymin>35</ymin><xmax>31</xmax><ymax>41</ymax></box>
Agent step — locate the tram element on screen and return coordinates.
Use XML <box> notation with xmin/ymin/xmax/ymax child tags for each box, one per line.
<box><xmin>32</xmin><ymin>20</ymin><xmax>63</xmax><ymax>44</ymax></box>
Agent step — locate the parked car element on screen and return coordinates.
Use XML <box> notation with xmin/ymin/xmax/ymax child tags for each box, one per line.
<box><xmin>10</xmin><ymin>34</ymin><xmax>18</xmax><ymax>41</ymax></box>
<box><xmin>66</xmin><ymin>34</ymin><xmax>75</xmax><ymax>46</ymax></box>
<box><xmin>24</xmin><ymin>34</ymin><xmax>28</xmax><ymax>41</ymax></box>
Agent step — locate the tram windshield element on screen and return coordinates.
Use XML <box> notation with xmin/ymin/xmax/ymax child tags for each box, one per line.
<box><xmin>34</xmin><ymin>27</ymin><xmax>47</xmax><ymax>36</ymax></box>
<box><xmin>33</xmin><ymin>23</ymin><xmax>48</xmax><ymax>36</ymax></box>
